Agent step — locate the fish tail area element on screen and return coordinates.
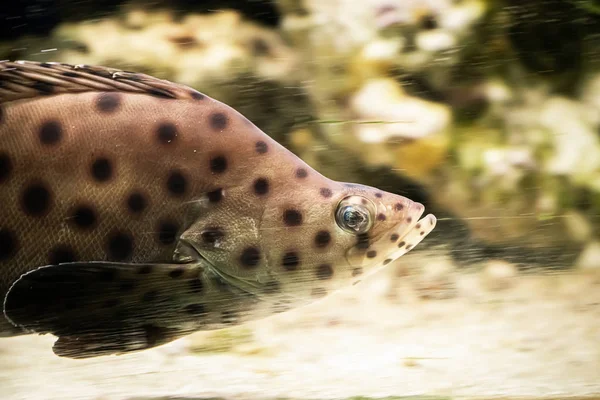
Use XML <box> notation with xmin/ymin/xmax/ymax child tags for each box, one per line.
<box><xmin>3</xmin><ymin>261</ymin><xmax>215</xmax><ymax>358</ymax></box>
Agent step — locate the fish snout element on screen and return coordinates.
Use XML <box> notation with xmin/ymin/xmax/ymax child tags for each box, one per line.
<box><xmin>345</xmin><ymin>200</ymin><xmax>437</xmax><ymax>270</ymax></box>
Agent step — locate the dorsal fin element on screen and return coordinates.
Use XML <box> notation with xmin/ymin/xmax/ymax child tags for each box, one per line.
<box><xmin>0</xmin><ymin>60</ymin><xmax>205</xmax><ymax>104</ymax></box>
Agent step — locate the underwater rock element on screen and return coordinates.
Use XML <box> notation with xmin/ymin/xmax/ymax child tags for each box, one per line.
<box><xmin>348</xmin><ymin>77</ymin><xmax>450</xmax><ymax>179</ymax></box>
<box><xmin>350</xmin><ymin>78</ymin><xmax>450</xmax><ymax>142</ymax></box>
<box><xmin>540</xmin><ymin>97</ymin><xmax>600</xmax><ymax>181</ymax></box>
<box><xmin>504</xmin><ymin>0</ymin><xmax>586</xmax><ymax>77</ymax></box>
<box><xmin>3</xmin><ymin>8</ymin><xmax>298</xmax><ymax>89</ymax></box>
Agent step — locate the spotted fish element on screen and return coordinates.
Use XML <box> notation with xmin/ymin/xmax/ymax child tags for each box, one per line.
<box><xmin>0</xmin><ymin>60</ymin><xmax>436</xmax><ymax>358</ymax></box>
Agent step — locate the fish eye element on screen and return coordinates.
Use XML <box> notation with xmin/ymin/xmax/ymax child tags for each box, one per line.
<box><xmin>335</xmin><ymin>196</ymin><xmax>375</xmax><ymax>235</ymax></box>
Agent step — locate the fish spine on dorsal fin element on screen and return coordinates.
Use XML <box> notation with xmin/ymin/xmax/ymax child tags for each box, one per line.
<box><xmin>0</xmin><ymin>60</ymin><xmax>205</xmax><ymax>104</ymax></box>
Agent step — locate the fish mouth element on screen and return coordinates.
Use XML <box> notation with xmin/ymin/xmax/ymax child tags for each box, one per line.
<box><xmin>345</xmin><ymin>201</ymin><xmax>437</xmax><ymax>270</ymax></box>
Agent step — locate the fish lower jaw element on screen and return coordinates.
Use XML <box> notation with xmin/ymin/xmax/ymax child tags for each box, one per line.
<box><xmin>386</xmin><ymin>213</ymin><xmax>437</xmax><ymax>262</ymax></box>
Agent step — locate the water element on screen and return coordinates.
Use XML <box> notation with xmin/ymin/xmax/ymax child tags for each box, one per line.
<box><xmin>1</xmin><ymin>0</ymin><xmax>599</xmax><ymax>399</ymax></box>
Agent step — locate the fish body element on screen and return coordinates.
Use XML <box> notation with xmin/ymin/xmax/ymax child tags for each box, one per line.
<box><xmin>0</xmin><ymin>60</ymin><xmax>436</xmax><ymax>358</ymax></box>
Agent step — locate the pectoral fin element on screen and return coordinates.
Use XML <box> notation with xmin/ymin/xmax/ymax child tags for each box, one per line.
<box><xmin>3</xmin><ymin>261</ymin><xmax>211</xmax><ymax>358</ymax></box>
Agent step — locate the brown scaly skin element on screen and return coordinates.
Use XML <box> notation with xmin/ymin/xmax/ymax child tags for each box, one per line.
<box><xmin>0</xmin><ymin>61</ymin><xmax>436</xmax><ymax>358</ymax></box>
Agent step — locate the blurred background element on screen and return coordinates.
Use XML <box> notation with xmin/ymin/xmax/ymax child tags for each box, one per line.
<box><xmin>1</xmin><ymin>0</ymin><xmax>600</xmax><ymax>399</ymax></box>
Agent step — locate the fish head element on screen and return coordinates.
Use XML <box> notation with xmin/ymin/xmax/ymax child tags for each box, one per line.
<box><xmin>257</xmin><ymin>180</ymin><xmax>437</xmax><ymax>287</ymax></box>
<box><xmin>181</xmin><ymin>147</ymin><xmax>439</xmax><ymax>297</ymax></box>
<box><xmin>333</xmin><ymin>185</ymin><xmax>436</xmax><ymax>270</ymax></box>
<box><xmin>177</xmin><ymin>132</ymin><xmax>437</xmax><ymax>296</ymax></box>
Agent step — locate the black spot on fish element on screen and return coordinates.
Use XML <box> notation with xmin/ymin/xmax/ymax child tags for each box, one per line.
<box><xmin>390</xmin><ymin>233</ymin><xmax>399</xmax><ymax>242</ymax></box>
<box><xmin>311</xmin><ymin>287</ymin><xmax>327</xmax><ymax>298</ymax></box>
<box><xmin>407</xmin><ymin>217</ymin><xmax>413</xmax><ymax>223</ymax></box>
<box><xmin>166</xmin><ymin>170</ymin><xmax>187</xmax><ymax>196</ymax></box>
<box><xmin>320</xmin><ymin>188</ymin><xmax>332</xmax><ymax>198</ymax></box>
<box><xmin>157</xmin><ymin>122</ymin><xmax>178</xmax><ymax>144</ymax></box>
<box><xmin>95</xmin><ymin>92</ymin><xmax>122</xmax><ymax>113</ymax></box>
<box><xmin>375</xmin><ymin>192</ymin><xmax>383</xmax><ymax>198</ymax></box>
<box><xmin>296</xmin><ymin>168</ymin><xmax>308</xmax><ymax>179</ymax></box>
<box><xmin>21</xmin><ymin>182</ymin><xmax>52</xmax><ymax>217</ymax></box>
<box><xmin>32</xmin><ymin>81</ymin><xmax>54</xmax><ymax>95</ymax></box>
<box><xmin>62</xmin><ymin>71</ymin><xmax>79</xmax><ymax>78</ymax></box>
<box><xmin>189</xmin><ymin>278</ymin><xmax>203</xmax><ymax>294</ymax></box>
<box><xmin>377</xmin><ymin>213</ymin><xmax>386</xmax><ymax>221</ymax></box>
<box><xmin>316</xmin><ymin>264</ymin><xmax>333</xmax><ymax>280</ymax></box>
<box><xmin>367</xmin><ymin>250</ymin><xmax>377</xmax><ymax>258</ymax></box>
<box><xmin>383</xmin><ymin>259</ymin><xmax>392</xmax><ymax>265</ymax></box>
<box><xmin>201</xmin><ymin>227</ymin><xmax>224</xmax><ymax>245</ymax></box>
<box><xmin>394</xmin><ymin>203</ymin><xmax>404</xmax><ymax>211</ymax></box>
<box><xmin>0</xmin><ymin>229</ymin><xmax>18</xmax><ymax>260</ymax></box>
<box><xmin>352</xmin><ymin>267</ymin><xmax>363</xmax><ymax>276</ymax></box>
<box><xmin>0</xmin><ymin>152</ymin><xmax>12</xmax><ymax>183</ymax></box>
<box><xmin>190</xmin><ymin>90</ymin><xmax>205</xmax><ymax>100</ymax></box>
<box><xmin>209</xmin><ymin>112</ymin><xmax>228</xmax><ymax>131</ymax></box>
<box><xmin>169</xmin><ymin>268</ymin><xmax>184</xmax><ymax>279</ymax></box>
<box><xmin>281</xmin><ymin>251</ymin><xmax>300</xmax><ymax>271</ymax></box>
<box><xmin>91</xmin><ymin>157</ymin><xmax>113</xmax><ymax>182</ymax></box>
<box><xmin>406</xmin><ymin>244</ymin><xmax>413</xmax><ymax>250</ymax></box>
<box><xmin>209</xmin><ymin>155</ymin><xmax>227</xmax><ymax>174</ymax></box>
<box><xmin>127</xmin><ymin>192</ymin><xmax>147</xmax><ymax>214</ymax></box>
<box><xmin>185</xmin><ymin>303</ymin><xmax>207</xmax><ymax>317</ymax></box>
<box><xmin>240</xmin><ymin>247</ymin><xmax>260</xmax><ymax>268</ymax></box>
<box><xmin>48</xmin><ymin>245</ymin><xmax>77</xmax><ymax>265</ymax></box>
<box><xmin>70</xmin><ymin>205</ymin><xmax>97</xmax><ymax>229</ymax></box>
<box><xmin>157</xmin><ymin>220</ymin><xmax>179</xmax><ymax>245</ymax></box>
<box><xmin>207</xmin><ymin>188</ymin><xmax>223</xmax><ymax>203</ymax></box>
<box><xmin>39</xmin><ymin>120</ymin><xmax>62</xmax><ymax>146</ymax></box>
<box><xmin>356</xmin><ymin>233</ymin><xmax>370</xmax><ymax>250</ymax></box>
<box><xmin>107</xmin><ymin>231</ymin><xmax>134</xmax><ymax>261</ymax></box>
<box><xmin>253</xmin><ymin>177</ymin><xmax>269</xmax><ymax>196</ymax></box>
<box><xmin>255</xmin><ymin>141</ymin><xmax>268</xmax><ymax>154</ymax></box>
<box><xmin>398</xmin><ymin>241</ymin><xmax>405</xmax><ymax>248</ymax></box>
<box><xmin>283</xmin><ymin>209</ymin><xmax>302</xmax><ymax>226</ymax></box>
<box><xmin>314</xmin><ymin>230</ymin><xmax>331</xmax><ymax>248</ymax></box>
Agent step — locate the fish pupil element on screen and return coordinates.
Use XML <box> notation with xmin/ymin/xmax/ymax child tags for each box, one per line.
<box><xmin>343</xmin><ymin>208</ymin><xmax>365</xmax><ymax>231</ymax></box>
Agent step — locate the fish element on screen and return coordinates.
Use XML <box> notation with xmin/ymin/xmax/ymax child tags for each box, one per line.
<box><xmin>0</xmin><ymin>60</ymin><xmax>436</xmax><ymax>359</ymax></box>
